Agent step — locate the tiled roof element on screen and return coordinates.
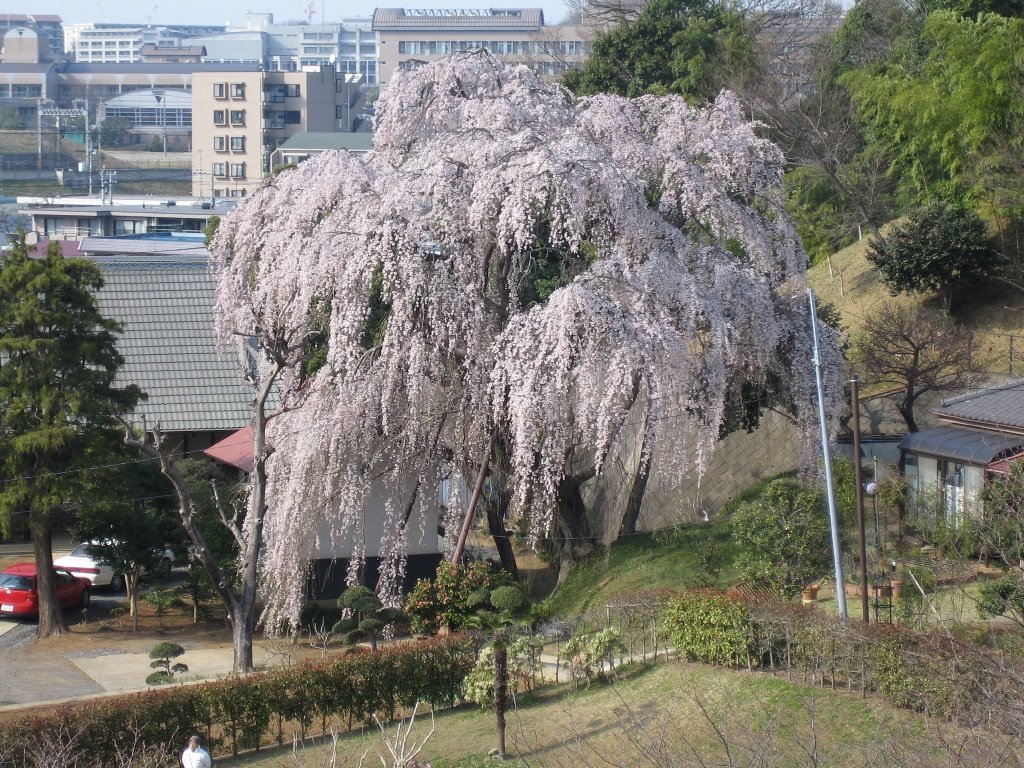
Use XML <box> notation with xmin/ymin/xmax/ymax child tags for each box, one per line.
<box><xmin>91</xmin><ymin>254</ymin><xmax>253</xmax><ymax>433</ymax></box>
<box><xmin>372</xmin><ymin>7</ymin><xmax>544</xmax><ymax>31</ymax></box>
<box><xmin>936</xmin><ymin>380</ymin><xmax>1024</xmax><ymax>434</ymax></box>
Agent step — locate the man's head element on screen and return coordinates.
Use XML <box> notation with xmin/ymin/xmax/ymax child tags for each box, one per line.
<box><xmin>188</xmin><ymin>735</ymin><xmax>201</xmax><ymax>750</ymax></box>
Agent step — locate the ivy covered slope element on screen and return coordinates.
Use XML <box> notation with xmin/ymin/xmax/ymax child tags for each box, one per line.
<box><xmin>211</xmin><ymin>52</ymin><xmax>843</xmax><ymax>628</ymax></box>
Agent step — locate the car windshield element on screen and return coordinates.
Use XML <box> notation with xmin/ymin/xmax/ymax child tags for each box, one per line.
<box><xmin>70</xmin><ymin>544</ymin><xmax>96</xmax><ymax>558</ymax></box>
<box><xmin>0</xmin><ymin>574</ymin><xmax>33</xmax><ymax>590</ymax></box>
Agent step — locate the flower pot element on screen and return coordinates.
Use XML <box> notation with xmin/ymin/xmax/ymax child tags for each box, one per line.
<box><xmin>801</xmin><ymin>586</ymin><xmax>819</xmax><ymax>603</ymax></box>
<box><xmin>890</xmin><ymin>579</ymin><xmax>904</xmax><ymax>600</ymax></box>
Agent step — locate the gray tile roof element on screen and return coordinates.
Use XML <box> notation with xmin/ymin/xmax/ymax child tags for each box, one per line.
<box><xmin>92</xmin><ymin>254</ymin><xmax>253</xmax><ymax>433</ymax></box>
<box><xmin>936</xmin><ymin>380</ymin><xmax>1024</xmax><ymax>433</ymax></box>
<box><xmin>372</xmin><ymin>7</ymin><xmax>544</xmax><ymax>31</ymax></box>
<box><xmin>900</xmin><ymin>425</ymin><xmax>1024</xmax><ymax>465</ymax></box>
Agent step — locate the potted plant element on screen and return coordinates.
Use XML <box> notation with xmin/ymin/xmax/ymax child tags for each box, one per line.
<box><xmin>890</xmin><ymin>573</ymin><xmax>904</xmax><ymax>600</ymax></box>
<box><xmin>801</xmin><ymin>583</ymin><xmax>820</xmax><ymax>603</ymax></box>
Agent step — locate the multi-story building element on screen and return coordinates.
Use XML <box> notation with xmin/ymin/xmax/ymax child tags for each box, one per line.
<box><xmin>190</xmin><ymin>66</ymin><xmax>357</xmax><ymax>199</ymax></box>
<box><xmin>0</xmin><ymin>14</ymin><xmax>64</xmax><ymax>61</ymax></box>
<box><xmin>65</xmin><ymin>23</ymin><xmax>226</xmax><ymax>63</ymax></box>
<box><xmin>197</xmin><ymin>13</ymin><xmax>379</xmax><ymax>85</ymax></box>
<box><xmin>371</xmin><ymin>8</ymin><xmax>588</xmax><ymax>87</ymax></box>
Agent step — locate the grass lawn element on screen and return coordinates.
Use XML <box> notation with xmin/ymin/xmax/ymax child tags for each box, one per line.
<box><xmin>542</xmin><ymin>521</ymin><xmax>740</xmax><ymax>617</ymax></box>
<box><xmin>224</xmin><ymin>660</ymin><xmax>1006</xmax><ymax>768</ymax></box>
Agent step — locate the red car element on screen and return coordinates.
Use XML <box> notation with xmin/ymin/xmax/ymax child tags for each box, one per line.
<box><xmin>0</xmin><ymin>563</ymin><xmax>91</xmax><ymax>618</ymax></box>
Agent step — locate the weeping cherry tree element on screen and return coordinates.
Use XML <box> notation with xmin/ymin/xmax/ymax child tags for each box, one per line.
<box><xmin>210</xmin><ymin>52</ymin><xmax>843</xmax><ymax>630</ymax></box>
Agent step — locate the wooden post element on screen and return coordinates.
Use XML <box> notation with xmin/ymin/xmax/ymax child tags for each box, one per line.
<box><xmin>852</xmin><ymin>376</ymin><xmax>870</xmax><ymax>623</ymax></box>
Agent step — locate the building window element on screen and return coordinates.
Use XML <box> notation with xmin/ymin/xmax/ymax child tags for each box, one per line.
<box><xmin>213</xmin><ymin>109</ymin><xmax>226</xmax><ymax>125</ymax></box>
<box><xmin>230</xmin><ymin>82</ymin><xmax>246</xmax><ymax>98</ymax></box>
<box><xmin>114</xmin><ymin>219</ymin><xmax>143</xmax><ymax>235</ymax></box>
<box><xmin>286</xmin><ymin>84</ymin><xmax>301</xmax><ymax>97</ymax></box>
<box><xmin>230</xmin><ymin>188</ymin><xmax>247</xmax><ymax>197</ymax></box>
<box><xmin>230</xmin><ymin>136</ymin><xmax>245</xmax><ymax>151</ymax></box>
<box><xmin>230</xmin><ymin>162</ymin><xmax>246</xmax><ymax>179</ymax></box>
<box><xmin>213</xmin><ymin>82</ymin><xmax>227</xmax><ymax>98</ymax></box>
<box><xmin>212</xmin><ymin>162</ymin><xmax>227</xmax><ymax>177</ymax></box>
<box><xmin>229</xmin><ymin>110</ymin><xmax>245</xmax><ymax>126</ymax></box>
<box><xmin>213</xmin><ymin>136</ymin><xmax>227</xmax><ymax>151</ymax></box>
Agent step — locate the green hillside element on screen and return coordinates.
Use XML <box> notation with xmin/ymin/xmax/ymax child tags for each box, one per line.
<box><xmin>806</xmin><ymin>234</ymin><xmax>1024</xmax><ymax>363</ymax></box>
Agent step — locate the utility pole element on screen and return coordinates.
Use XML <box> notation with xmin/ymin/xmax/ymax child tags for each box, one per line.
<box><xmin>851</xmin><ymin>375</ymin><xmax>869</xmax><ymax>622</ymax></box>
<box><xmin>808</xmin><ymin>288</ymin><xmax>847</xmax><ymax>619</ymax></box>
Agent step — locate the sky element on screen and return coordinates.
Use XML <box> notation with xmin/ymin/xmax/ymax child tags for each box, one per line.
<box><xmin>32</xmin><ymin>0</ymin><xmax>576</xmax><ymax>28</ymax></box>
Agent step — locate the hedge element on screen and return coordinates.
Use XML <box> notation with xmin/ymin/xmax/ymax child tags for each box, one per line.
<box><xmin>0</xmin><ymin>636</ymin><xmax>475</xmax><ymax>761</ymax></box>
<box><xmin>660</xmin><ymin>590</ymin><xmax>1024</xmax><ymax>735</ymax></box>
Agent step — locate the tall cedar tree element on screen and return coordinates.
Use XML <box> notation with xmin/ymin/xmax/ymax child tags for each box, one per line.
<box><xmin>0</xmin><ymin>238</ymin><xmax>141</xmax><ymax>637</ymax></box>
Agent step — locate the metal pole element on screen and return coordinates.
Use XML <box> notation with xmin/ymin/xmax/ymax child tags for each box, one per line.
<box><xmin>851</xmin><ymin>376</ymin><xmax>869</xmax><ymax>622</ymax></box>
<box><xmin>808</xmin><ymin>288</ymin><xmax>848</xmax><ymax>619</ymax></box>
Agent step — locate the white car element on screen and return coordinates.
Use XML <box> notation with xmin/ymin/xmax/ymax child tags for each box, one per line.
<box><xmin>54</xmin><ymin>541</ymin><xmax>175</xmax><ymax>591</ymax></box>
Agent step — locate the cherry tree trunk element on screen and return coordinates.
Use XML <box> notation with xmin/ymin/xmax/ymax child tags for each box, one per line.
<box><xmin>553</xmin><ymin>475</ymin><xmax>595</xmax><ymax>586</ymax></box>
<box><xmin>486</xmin><ymin>492</ymin><xmax>519</xmax><ymax>579</ymax></box>
<box><xmin>31</xmin><ymin>516</ymin><xmax>67</xmax><ymax>638</ymax></box>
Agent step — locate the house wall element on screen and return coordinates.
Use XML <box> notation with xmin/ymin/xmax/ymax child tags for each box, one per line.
<box><xmin>904</xmin><ymin>452</ymin><xmax>985</xmax><ymax>523</ymax></box>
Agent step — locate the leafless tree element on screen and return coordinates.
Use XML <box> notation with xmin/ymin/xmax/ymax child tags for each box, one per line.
<box><xmin>852</xmin><ymin>302</ymin><xmax>987</xmax><ymax>433</ymax></box>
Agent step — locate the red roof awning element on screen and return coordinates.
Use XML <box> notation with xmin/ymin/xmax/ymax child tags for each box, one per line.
<box><xmin>204</xmin><ymin>426</ymin><xmax>254</xmax><ymax>472</ymax></box>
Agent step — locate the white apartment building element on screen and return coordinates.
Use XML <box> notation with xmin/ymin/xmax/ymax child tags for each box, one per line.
<box><xmin>194</xmin><ymin>14</ymin><xmax>380</xmax><ymax>84</ymax></box>
<box><xmin>371</xmin><ymin>8</ymin><xmax>587</xmax><ymax>87</ymax></box>
<box><xmin>191</xmin><ymin>66</ymin><xmax>357</xmax><ymax>199</ymax></box>
<box><xmin>67</xmin><ymin>23</ymin><xmax>226</xmax><ymax>63</ymax></box>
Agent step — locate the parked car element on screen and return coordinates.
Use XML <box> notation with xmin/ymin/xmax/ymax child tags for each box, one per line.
<box><xmin>0</xmin><ymin>563</ymin><xmax>91</xmax><ymax>617</ymax></box>
<box><xmin>54</xmin><ymin>541</ymin><xmax>175</xmax><ymax>592</ymax></box>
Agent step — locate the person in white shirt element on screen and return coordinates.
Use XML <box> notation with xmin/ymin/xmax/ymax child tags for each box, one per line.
<box><xmin>181</xmin><ymin>735</ymin><xmax>211</xmax><ymax>768</ymax></box>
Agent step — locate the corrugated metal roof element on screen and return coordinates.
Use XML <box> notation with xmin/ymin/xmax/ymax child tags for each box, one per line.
<box><xmin>91</xmin><ymin>255</ymin><xmax>253</xmax><ymax>433</ymax></box>
<box><xmin>900</xmin><ymin>425</ymin><xmax>1024</xmax><ymax>465</ymax></box>
<box><xmin>372</xmin><ymin>7</ymin><xmax>544</xmax><ymax>31</ymax></box>
<box><xmin>936</xmin><ymin>380</ymin><xmax>1024</xmax><ymax>433</ymax></box>
<box><xmin>279</xmin><ymin>131</ymin><xmax>374</xmax><ymax>152</ymax></box>
<box><xmin>81</xmin><ymin>237</ymin><xmax>210</xmax><ymax>257</ymax></box>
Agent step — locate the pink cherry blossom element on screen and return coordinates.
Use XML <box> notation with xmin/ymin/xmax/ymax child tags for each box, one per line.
<box><xmin>210</xmin><ymin>51</ymin><xmax>843</xmax><ymax>629</ymax></box>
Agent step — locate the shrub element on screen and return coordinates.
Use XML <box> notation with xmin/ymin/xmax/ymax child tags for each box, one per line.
<box><xmin>147</xmin><ymin>642</ymin><xmax>187</xmax><ymax>685</ymax></box>
<box><xmin>731</xmin><ymin>478</ymin><xmax>832</xmax><ymax>599</ymax></box>
<box><xmin>660</xmin><ymin>591</ymin><xmax>752</xmax><ymax>667</ymax></box>
<box><xmin>561</xmin><ymin>626</ymin><xmax>627</xmax><ymax>685</ymax></box>
<box><xmin>405</xmin><ymin>560</ymin><xmax>514</xmax><ymax>634</ymax></box>
<box><xmin>867</xmin><ymin>200</ymin><xmax>998</xmax><ymax>311</ymax></box>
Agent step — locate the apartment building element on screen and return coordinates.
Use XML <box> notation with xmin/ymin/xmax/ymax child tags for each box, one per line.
<box><xmin>205</xmin><ymin>13</ymin><xmax>379</xmax><ymax>85</ymax></box>
<box><xmin>371</xmin><ymin>8</ymin><xmax>587</xmax><ymax>87</ymax></box>
<box><xmin>191</xmin><ymin>66</ymin><xmax>354</xmax><ymax>199</ymax></box>
<box><xmin>0</xmin><ymin>14</ymin><xmax>64</xmax><ymax>61</ymax></box>
<box><xmin>65</xmin><ymin>23</ymin><xmax>225</xmax><ymax>63</ymax></box>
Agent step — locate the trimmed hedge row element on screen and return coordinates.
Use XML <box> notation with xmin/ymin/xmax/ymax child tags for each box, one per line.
<box><xmin>1</xmin><ymin>636</ymin><xmax>475</xmax><ymax>761</ymax></box>
<box><xmin>661</xmin><ymin>591</ymin><xmax>1024</xmax><ymax>734</ymax></box>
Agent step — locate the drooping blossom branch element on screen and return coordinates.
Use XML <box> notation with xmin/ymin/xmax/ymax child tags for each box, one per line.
<box><xmin>210</xmin><ymin>52</ymin><xmax>843</xmax><ymax>629</ymax></box>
